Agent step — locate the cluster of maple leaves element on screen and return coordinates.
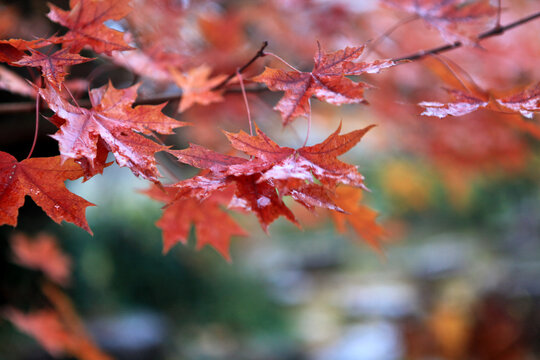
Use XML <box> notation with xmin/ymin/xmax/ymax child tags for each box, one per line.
<box><xmin>1</xmin><ymin>0</ymin><xmax>539</xmax><ymax>261</ymax></box>
<box><xmin>0</xmin><ymin>0</ymin><xmax>394</xmax><ymax>260</ymax></box>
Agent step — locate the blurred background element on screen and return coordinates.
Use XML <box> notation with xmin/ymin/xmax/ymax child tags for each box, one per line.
<box><xmin>1</xmin><ymin>0</ymin><xmax>540</xmax><ymax>359</ymax></box>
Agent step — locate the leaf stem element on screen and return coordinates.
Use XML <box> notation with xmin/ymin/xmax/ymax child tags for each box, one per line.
<box><xmin>302</xmin><ymin>99</ymin><xmax>311</xmax><ymax>147</ymax></box>
<box><xmin>264</xmin><ymin>52</ymin><xmax>302</xmax><ymax>72</ymax></box>
<box><xmin>63</xmin><ymin>83</ymin><xmax>82</xmax><ymax>108</ymax></box>
<box><xmin>363</xmin><ymin>14</ymin><xmax>419</xmax><ymax>59</ymax></box>
<box><xmin>26</xmin><ymin>94</ymin><xmax>40</xmax><ymax>159</ymax></box>
<box><xmin>429</xmin><ymin>53</ymin><xmax>482</xmax><ymax>95</ymax></box>
<box><xmin>236</xmin><ymin>68</ymin><xmax>253</xmax><ymax>136</ymax></box>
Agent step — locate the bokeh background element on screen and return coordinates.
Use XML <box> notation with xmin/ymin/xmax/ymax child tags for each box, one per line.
<box><xmin>1</xmin><ymin>0</ymin><xmax>540</xmax><ymax>359</ymax></box>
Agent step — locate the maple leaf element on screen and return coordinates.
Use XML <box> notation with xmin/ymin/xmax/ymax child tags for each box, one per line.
<box><xmin>14</xmin><ymin>48</ymin><xmax>93</xmax><ymax>89</ymax></box>
<box><xmin>0</xmin><ymin>37</ymin><xmax>61</xmax><ymax>63</ymax></box>
<box><xmin>496</xmin><ymin>82</ymin><xmax>540</xmax><ymax>119</ymax></box>
<box><xmin>170</xmin><ymin>65</ymin><xmax>227</xmax><ymax>112</ymax></box>
<box><xmin>172</xmin><ymin>146</ymin><xmax>300</xmax><ymax>231</ymax></box>
<box><xmin>39</xmin><ymin>81</ymin><xmax>187</xmax><ymax>181</ymax></box>
<box><xmin>229</xmin><ymin>174</ymin><xmax>300</xmax><ymax>231</ymax></box>
<box><xmin>419</xmin><ymin>88</ymin><xmax>489</xmax><ymax>118</ymax></box>
<box><xmin>420</xmin><ymin>83</ymin><xmax>540</xmax><ymax>119</ymax></box>
<box><xmin>171</xmin><ymin>123</ymin><xmax>374</xmax><ymax>231</ymax></box>
<box><xmin>0</xmin><ymin>152</ymin><xmax>94</xmax><ymax>233</ymax></box>
<box><xmin>253</xmin><ymin>43</ymin><xmax>395</xmax><ymax>125</ymax></box>
<box><xmin>10</xmin><ymin>232</ymin><xmax>71</xmax><ymax>285</ymax></box>
<box><xmin>144</xmin><ymin>184</ymin><xmax>246</xmax><ymax>261</ymax></box>
<box><xmin>330</xmin><ymin>186</ymin><xmax>385</xmax><ymax>252</ymax></box>
<box><xmin>47</xmin><ymin>0</ymin><xmax>134</xmax><ymax>55</ymax></box>
<box><xmin>382</xmin><ymin>0</ymin><xmax>497</xmax><ymax>44</ymax></box>
<box><xmin>225</xmin><ymin>123</ymin><xmax>374</xmax><ymax>188</ymax></box>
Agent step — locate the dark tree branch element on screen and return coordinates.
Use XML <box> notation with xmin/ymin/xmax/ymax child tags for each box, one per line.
<box><xmin>392</xmin><ymin>10</ymin><xmax>540</xmax><ymax>62</ymax></box>
<box><xmin>0</xmin><ymin>42</ymin><xmax>270</xmax><ymax>115</ymax></box>
<box><xmin>0</xmin><ymin>85</ymin><xmax>268</xmax><ymax>114</ymax></box>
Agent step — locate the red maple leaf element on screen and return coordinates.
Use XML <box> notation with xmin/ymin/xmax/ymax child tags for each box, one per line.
<box><xmin>172</xmin><ymin>146</ymin><xmax>300</xmax><ymax>231</ymax></box>
<box><xmin>39</xmin><ymin>82</ymin><xmax>187</xmax><ymax>181</ymax></box>
<box><xmin>144</xmin><ymin>184</ymin><xmax>246</xmax><ymax>261</ymax></box>
<box><xmin>0</xmin><ymin>37</ymin><xmax>62</xmax><ymax>63</ymax></box>
<box><xmin>229</xmin><ymin>173</ymin><xmax>300</xmax><ymax>230</ymax></box>
<box><xmin>47</xmin><ymin>0</ymin><xmax>134</xmax><ymax>55</ymax></box>
<box><xmin>171</xmin><ymin>123</ymin><xmax>375</xmax><ymax>231</ymax></box>
<box><xmin>14</xmin><ymin>48</ymin><xmax>93</xmax><ymax>89</ymax></box>
<box><xmin>224</xmin><ymin>123</ymin><xmax>374</xmax><ymax>189</ymax></box>
<box><xmin>382</xmin><ymin>0</ymin><xmax>497</xmax><ymax>44</ymax></box>
<box><xmin>253</xmin><ymin>43</ymin><xmax>395</xmax><ymax>125</ymax></box>
<box><xmin>0</xmin><ymin>152</ymin><xmax>94</xmax><ymax>233</ymax></box>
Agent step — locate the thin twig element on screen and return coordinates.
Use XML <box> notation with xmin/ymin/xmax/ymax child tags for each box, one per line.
<box><xmin>212</xmin><ymin>41</ymin><xmax>268</xmax><ymax>90</ymax></box>
<box><xmin>392</xmin><ymin>10</ymin><xmax>540</xmax><ymax>62</ymax></box>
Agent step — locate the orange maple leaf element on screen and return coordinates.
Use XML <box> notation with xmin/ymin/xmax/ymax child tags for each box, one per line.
<box><xmin>170</xmin><ymin>65</ymin><xmax>227</xmax><ymax>112</ymax></box>
<box><xmin>330</xmin><ymin>186</ymin><xmax>385</xmax><ymax>252</ymax></box>
<box><xmin>10</xmin><ymin>232</ymin><xmax>71</xmax><ymax>285</ymax></box>
<box><xmin>144</xmin><ymin>184</ymin><xmax>246</xmax><ymax>261</ymax></box>
<box><xmin>3</xmin><ymin>284</ymin><xmax>112</xmax><ymax>360</ymax></box>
